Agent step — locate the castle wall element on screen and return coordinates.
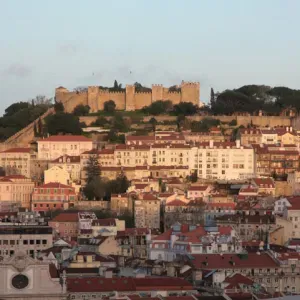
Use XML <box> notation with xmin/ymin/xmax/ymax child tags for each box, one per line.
<box><xmin>134</xmin><ymin>93</ymin><xmax>152</xmax><ymax>109</ymax></box>
<box><xmin>98</xmin><ymin>91</ymin><xmax>126</xmax><ymax>110</ymax></box>
<box><xmin>164</xmin><ymin>92</ymin><xmax>181</xmax><ymax>104</ymax></box>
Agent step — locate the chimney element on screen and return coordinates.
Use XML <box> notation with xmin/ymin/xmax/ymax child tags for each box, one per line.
<box><xmin>286</xmin><ymin>127</ymin><xmax>289</xmax><ymax>132</ymax></box>
<box><xmin>236</xmin><ymin>140</ymin><xmax>241</xmax><ymax>148</ymax></box>
<box><xmin>209</xmin><ymin>140</ymin><xmax>214</xmax><ymax>148</ymax></box>
<box><xmin>290</xmin><ymin>127</ymin><xmax>293</xmax><ymax>132</ymax></box>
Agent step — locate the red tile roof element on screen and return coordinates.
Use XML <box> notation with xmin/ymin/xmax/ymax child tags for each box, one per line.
<box><xmin>117</xmin><ymin>228</ymin><xmax>149</xmax><ymax>237</ymax></box>
<box><xmin>188</xmin><ymin>185</ymin><xmax>208</xmax><ymax>191</ymax></box>
<box><xmin>67</xmin><ymin>277</ymin><xmax>193</xmax><ymax>293</ymax></box>
<box><xmin>141</xmin><ymin>193</ymin><xmax>158</xmax><ymax>201</ymax></box>
<box><xmin>50</xmin><ymin>212</ymin><xmax>79</xmax><ymax>222</ymax></box>
<box><xmin>225</xmin><ymin>273</ymin><xmax>254</xmax><ymax>289</ymax></box>
<box><xmin>127</xmin><ymin>135</ymin><xmax>155</xmax><ymax>141</ymax></box>
<box><xmin>1</xmin><ymin>147</ymin><xmax>31</xmax><ymax>153</ymax></box>
<box><xmin>37</xmin><ymin>182</ymin><xmax>73</xmax><ymax>189</ymax></box>
<box><xmin>39</xmin><ymin>135</ymin><xmax>92</xmax><ymax>142</ymax></box>
<box><xmin>166</xmin><ymin>200</ymin><xmax>187</xmax><ymax>206</ymax></box>
<box><xmin>191</xmin><ymin>253</ymin><xmax>278</xmax><ymax>269</ymax></box>
<box><xmin>252</xmin><ymin>178</ymin><xmax>275</xmax><ymax>188</ymax></box>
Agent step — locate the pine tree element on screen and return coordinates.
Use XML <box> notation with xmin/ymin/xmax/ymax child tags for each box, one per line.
<box><xmin>210</xmin><ymin>88</ymin><xmax>215</xmax><ymax>105</ymax></box>
<box><xmin>85</xmin><ymin>155</ymin><xmax>101</xmax><ymax>183</ymax></box>
<box><xmin>33</xmin><ymin>122</ymin><xmax>38</xmax><ymax>137</ymax></box>
<box><xmin>37</xmin><ymin>118</ymin><xmax>43</xmax><ymax>137</ymax></box>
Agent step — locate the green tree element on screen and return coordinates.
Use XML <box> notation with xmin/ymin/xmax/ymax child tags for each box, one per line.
<box><xmin>107</xmin><ymin>130</ymin><xmax>125</xmax><ymax>143</ymax></box>
<box><xmin>229</xmin><ymin>119</ymin><xmax>237</xmax><ymax>126</ymax></box>
<box><xmin>149</xmin><ymin>117</ymin><xmax>157</xmax><ymax>131</ymax></box>
<box><xmin>113</xmin><ymin>113</ymin><xmax>129</xmax><ymax>132</ymax></box>
<box><xmin>85</xmin><ymin>155</ymin><xmax>101</xmax><ymax>183</ymax></box>
<box><xmin>73</xmin><ymin>104</ymin><xmax>90</xmax><ymax>116</ymax></box>
<box><xmin>173</xmin><ymin>102</ymin><xmax>197</xmax><ymax>115</ymax></box>
<box><xmin>188</xmin><ymin>170</ymin><xmax>198</xmax><ymax>183</ymax></box>
<box><xmin>33</xmin><ymin>122</ymin><xmax>38</xmax><ymax>137</ymax></box>
<box><xmin>104</xmin><ymin>100</ymin><xmax>116</xmax><ymax>113</ymax></box>
<box><xmin>142</xmin><ymin>100</ymin><xmax>173</xmax><ymax>115</ymax></box>
<box><xmin>45</xmin><ymin>113</ymin><xmax>82</xmax><ymax>135</ymax></box>
<box><xmin>83</xmin><ymin>177</ymin><xmax>106</xmax><ymax>200</ymax></box>
<box><xmin>210</xmin><ymin>88</ymin><xmax>215</xmax><ymax>106</ymax></box>
<box><xmin>54</xmin><ymin>101</ymin><xmax>64</xmax><ymax>113</ymax></box>
<box><xmin>37</xmin><ymin>118</ymin><xmax>43</xmax><ymax>136</ymax></box>
<box><xmin>176</xmin><ymin>115</ymin><xmax>186</xmax><ymax>131</ymax></box>
<box><xmin>92</xmin><ymin>116</ymin><xmax>109</xmax><ymax>127</ymax></box>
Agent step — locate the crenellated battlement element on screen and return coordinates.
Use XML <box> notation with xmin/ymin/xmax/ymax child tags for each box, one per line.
<box><xmin>55</xmin><ymin>80</ymin><xmax>201</xmax><ymax>112</ymax></box>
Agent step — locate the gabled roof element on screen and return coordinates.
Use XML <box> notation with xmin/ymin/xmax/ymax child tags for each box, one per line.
<box><xmin>50</xmin><ymin>212</ymin><xmax>79</xmax><ymax>222</ymax></box>
<box><xmin>1</xmin><ymin>147</ymin><xmax>31</xmax><ymax>153</ymax></box>
<box><xmin>92</xmin><ymin>218</ymin><xmax>116</xmax><ymax>226</ymax></box>
<box><xmin>188</xmin><ymin>185</ymin><xmax>208</xmax><ymax>192</ymax></box>
<box><xmin>39</xmin><ymin>135</ymin><xmax>92</xmax><ymax>142</ymax></box>
<box><xmin>224</xmin><ymin>273</ymin><xmax>254</xmax><ymax>288</ymax></box>
<box><xmin>35</xmin><ymin>182</ymin><xmax>73</xmax><ymax>189</ymax></box>
<box><xmin>191</xmin><ymin>253</ymin><xmax>278</xmax><ymax>269</ymax></box>
<box><xmin>252</xmin><ymin>178</ymin><xmax>275</xmax><ymax>188</ymax></box>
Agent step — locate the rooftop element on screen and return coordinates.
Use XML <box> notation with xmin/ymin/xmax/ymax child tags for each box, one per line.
<box><xmin>39</xmin><ymin>135</ymin><xmax>92</xmax><ymax>142</ymax></box>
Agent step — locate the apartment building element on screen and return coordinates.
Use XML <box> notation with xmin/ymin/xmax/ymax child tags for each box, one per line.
<box><xmin>254</xmin><ymin>144</ymin><xmax>299</xmax><ymax>177</ymax></box>
<box><xmin>32</xmin><ymin>182</ymin><xmax>77</xmax><ymax>212</ymax></box>
<box><xmin>190</xmin><ymin>140</ymin><xmax>254</xmax><ymax>180</ymax></box>
<box><xmin>276</xmin><ymin>127</ymin><xmax>297</xmax><ymax>144</ymax></box>
<box><xmin>0</xmin><ymin>175</ymin><xmax>35</xmax><ymax>209</ymax></box>
<box><xmin>134</xmin><ymin>193</ymin><xmax>160</xmax><ymax>229</ymax></box>
<box><xmin>0</xmin><ymin>147</ymin><xmax>33</xmax><ymax>177</ymax></box>
<box><xmin>239</xmin><ymin>128</ymin><xmax>261</xmax><ymax>145</ymax></box>
<box><xmin>283</xmin><ymin>197</ymin><xmax>300</xmax><ymax>238</ymax></box>
<box><xmin>115</xmin><ymin>144</ymin><xmax>150</xmax><ymax>167</ymax></box>
<box><xmin>37</xmin><ymin>135</ymin><xmax>93</xmax><ymax>160</ymax></box>
<box><xmin>0</xmin><ymin>223</ymin><xmax>53</xmax><ymax>258</ymax></box>
<box><xmin>48</xmin><ymin>155</ymin><xmax>81</xmax><ymax>182</ymax></box>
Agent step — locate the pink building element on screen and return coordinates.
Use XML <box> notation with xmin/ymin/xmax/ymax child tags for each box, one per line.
<box><xmin>48</xmin><ymin>212</ymin><xmax>79</xmax><ymax>241</ymax></box>
<box><xmin>32</xmin><ymin>182</ymin><xmax>77</xmax><ymax>212</ymax></box>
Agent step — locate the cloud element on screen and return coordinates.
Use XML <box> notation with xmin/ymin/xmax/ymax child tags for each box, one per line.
<box><xmin>2</xmin><ymin>63</ymin><xmax>32</xmax><ymax>78</ymax></box>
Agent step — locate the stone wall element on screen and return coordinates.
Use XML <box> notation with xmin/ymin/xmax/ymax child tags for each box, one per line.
<box><xmin>55</xmin><ymin>81</ymin><xmax>201</xmax><ymax>113</ymax></box>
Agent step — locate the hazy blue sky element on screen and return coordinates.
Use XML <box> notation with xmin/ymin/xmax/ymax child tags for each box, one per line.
<box><xmin>1</xmin><ymin>0</ymin><xmax>300</xmax><ymax>112</ymax></box>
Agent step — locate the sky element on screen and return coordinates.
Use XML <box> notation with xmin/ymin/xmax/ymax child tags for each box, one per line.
<box><xmin>1</xmin><ymin>0</ymin><xmax>300</xmax><ymax>113</ymax></box>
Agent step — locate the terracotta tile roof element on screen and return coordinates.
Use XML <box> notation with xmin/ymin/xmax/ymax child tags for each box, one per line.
<box><xmin>51</xmin><ymin>155</ymin><xmax>80</xmax><ymax>163</ymax></box>
<box><xmin>191</xmin><ymin>253</ymin><xmax>278</xmax><ymax>269</ymax></box>
<box><xmin>252</xmin><ymin>178</ymin><xmax>275</xmax><ymax>188</ymax></box>
<box><xmin>1</xmin><ymin>147</ymin><xmax>31</xmax><ymax>153</ymax></box>
<box><xmin>166</xmin><ymin>200</ymin><xmax>187</xmax><ymax>206</ymax></box>
<box><xmin>50</xmin><ymin>212</ymin><xmax>79</xmax><ymax>222</ymax></box>
<box><xmin>76</xmin><ymin>252</ymin><xmax>115</xmax><ymax>262</ymax></box>
<box><xmin>39</xmin><ymin>135</ymin><xmax>92</xmax><ymax>142</ymax></box>
<box><xmin>225</xmin><ymin>273</ymin><xmax>254</xmax><ymax>288</ymax></box>
<box><xmin>99</xmin><ymin>149</ymin><xmax>114</xmax><ymax>154</ymax></box>
<box><xmin>288</xmin><ymin>238</ymin><xmax>300</xmax><ymax>246</ymax></box>
<box><xmin>240</xmin><ymin>128</ymin><xmax>261</xmax><ymax>135</ymax></box>
<box><xmin>134</xmin><ymin>183</ymin><xmax>149</xmax><ymax>189</ymax></box>
<box><xmin>206</xmin><ymin>203</ymin><xmax>236</xmax><ymax>210</ymax></box>
<box><xmin>141</xmin><ymin>193</ymin><xmax>158</xmax><ymax>201</ymax></box>
<box><xmin>67</xmin><ymin>277</ymin><xmax>193</xmax><ymax>293</ymax></box>
<box><xmin>188</xmin><ymin>185</ymin><xmax>208</xmax><ymax>191</ymax></box>
<box><xmin>37</xmin><ymin>182</ymin><xmax>73</xmax><ymax>189</ymax></box>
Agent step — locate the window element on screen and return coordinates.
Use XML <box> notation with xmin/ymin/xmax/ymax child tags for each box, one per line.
<box><xmin>30</xmin><ymin>240</ymin><xmax>34</xmax><ymax>245</ymax></box>
<box><xmin>23</xmin><ymin>240</ymin><xmax>28</xmax><ymax>245</ymax></box>
<box><xmin>42</xmin><ymin>240</ymin><xmax>47</xmax><ymax>245</ymax></box>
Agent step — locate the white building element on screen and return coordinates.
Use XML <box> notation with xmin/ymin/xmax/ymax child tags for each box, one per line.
<box><xmin>274</xmin><ymin>197</ymin><xmax>292</xmax><ymax>215</ymax></box>
<box><xmin>261</xmin><ymin>129</ymin><xmax>278</xmax><ymax>144</ymax></box>
<box><xmin>37</xmin><ymin>135</ymin><xmax>93</xmax><ymax>160</ymax></box>
<box><xmin>190</xmin><ymin>140</ymin><xmax>254</xmax><ymax>180</ymax></box>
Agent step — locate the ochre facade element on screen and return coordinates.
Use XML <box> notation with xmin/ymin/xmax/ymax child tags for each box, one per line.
<box><xmin>55</xmin><ymin>81</ymin><xmax>200</xmax><ymax>112</ymax></box>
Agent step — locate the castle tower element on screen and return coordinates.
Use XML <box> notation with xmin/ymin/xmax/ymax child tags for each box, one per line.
<box><xmin>88</xmin><ymin>86</ymin><xmax>99</xmax><ymax>112</ymax></box>
<box><xmin>152</xmin><ymin>84</ymin><xmax>163</xmax><ymax>103</ymax></box>
<box><xmin>181</xmin><ymin>81</ymin><xmax>200</xmax><ymax>106</ymax></box>
<box><xmin>126</xmin><ymin>85</ymin><xmax>136</xmax><ymax>111</ymax></box>
<box><xmin>55</xmin><ymin>86</ymin><xmax>69</xmax><ymax>103</ymax></box>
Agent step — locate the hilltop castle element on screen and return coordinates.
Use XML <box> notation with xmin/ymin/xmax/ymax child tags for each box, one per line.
<box><xmin>55</xmin><ymin>81</ymin><xmax>201</xmax><ymax>112</ymax></box>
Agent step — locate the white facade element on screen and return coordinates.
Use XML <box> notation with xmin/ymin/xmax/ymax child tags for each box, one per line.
<box><xmin>274</xmin><ymin>198</ymin><xmax>292</xmax><ymax>215</ymax></box>
<box><xmin>37</xmin><ymin>136</ymin><xmax>93</xmax><ymax>160</ymax></box>
<box><xmin>190</xmin><ymin>141</ymin><xmax>254</xmax><ymax>180</ymax></box>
